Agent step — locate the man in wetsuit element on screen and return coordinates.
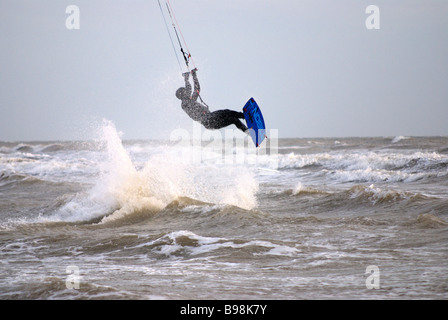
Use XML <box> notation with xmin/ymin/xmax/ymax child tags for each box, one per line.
<box><xmin>176</xmin><ymin>69</ymin><xmax>248</xmax><ymax>132</ymax></box>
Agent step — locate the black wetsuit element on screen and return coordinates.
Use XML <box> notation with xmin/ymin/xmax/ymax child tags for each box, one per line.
<box><xmin>178</xmin><ymin>72</ymin><xmax>247</xmax><ymax>132</ymax></box>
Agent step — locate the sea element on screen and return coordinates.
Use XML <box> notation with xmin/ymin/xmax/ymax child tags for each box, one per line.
<box><xmin>1</xmin><ymin>122</ymin><xmax>447</xmax><ymax>300</ymax></box>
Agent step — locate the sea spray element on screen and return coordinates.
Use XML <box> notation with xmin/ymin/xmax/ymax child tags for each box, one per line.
<box><xmin>49</xmin><ymin>120</ymin><xmax>165</xmax><ymax>223</ymax></box>
<box><xmin>49</xmin><ymin>120</ymin><xmax>259</xmax><ymax>223</ymax></box>
<box><xmin>96</xmin><ymin>121</ymin><xmax>167</xmax><ymax>223</ymax></box>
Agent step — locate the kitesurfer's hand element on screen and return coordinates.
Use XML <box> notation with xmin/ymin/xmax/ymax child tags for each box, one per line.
<box><xmin>191</xmin><ymin>68</ymin><xmax>198</xmax><ymax>75</ymax></box>
<box><xmin>182</xmin><ymin>72</ymin><xmax>190</xmax><ymax>79</ymax></box>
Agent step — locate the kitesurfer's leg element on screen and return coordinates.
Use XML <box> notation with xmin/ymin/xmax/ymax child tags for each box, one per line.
<box><xmin>202</xmin><ymin>110</ymin><xmax>248</xmax><ymax>132</ymax></box>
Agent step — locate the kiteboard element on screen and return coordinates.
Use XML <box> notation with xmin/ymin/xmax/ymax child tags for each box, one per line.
<box><xmin>243</xmin><ymin>97</ymin><xmax>266</xmax><ymax>147</ymax></box>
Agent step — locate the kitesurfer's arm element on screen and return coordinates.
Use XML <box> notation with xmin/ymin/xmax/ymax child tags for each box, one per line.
<box><xmin>191</xmin><ymin>68</ymin><xmax>200</xmax><ymax>102</ymax></box>
<box><xmin>183</xmin><ymin>72</ymin><xmax>192</xmax><ymax>98</ymax></box>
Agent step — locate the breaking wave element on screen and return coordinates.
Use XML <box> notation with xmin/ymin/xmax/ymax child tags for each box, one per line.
<box><xmin>44</xmin><ymin>120</ymin><xmax>259</xmax><ymax>224</ymax></box>
<box><xmin>276</xmin><ymin>150</ymin><xmax>448</xmax><ymax>183</ymax></box>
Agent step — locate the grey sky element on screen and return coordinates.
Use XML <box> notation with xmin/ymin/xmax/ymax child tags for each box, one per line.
<box><xmin>1</xmin><ymin>0</ymin><xmax>447</xmax><ymax>141</ymax></box>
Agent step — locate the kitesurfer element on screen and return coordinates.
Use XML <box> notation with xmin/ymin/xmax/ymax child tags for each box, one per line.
<box><xmin>176</xmin><ymin>69</ymin><xmax>248</xmax><ymax>132</ymax></box>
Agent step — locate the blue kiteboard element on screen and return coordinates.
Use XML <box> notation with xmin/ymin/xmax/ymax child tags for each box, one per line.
<box><xmin>243</xmin><ymin>97</ymin><xmax>266</xmax><ymax>147</ymax></box>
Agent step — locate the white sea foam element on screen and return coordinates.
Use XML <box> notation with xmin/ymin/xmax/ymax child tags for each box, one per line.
<box><xmin>49</xmin><ymin>120</ymin><xmax>259</xmax><ymax>223</ymax></box>
<box><xmin>392</xmin><ymin>136</ymin><xmax>409</xmax><ymax>143</ymax></box>
<box><xmin>273</xmin><ymin>150</ymin><xmax>448</xmax><ymax>184</ymax></box>
<box><xmin>146</xmin><ymin>230</ymin><xmax>300</xmax><ymax>258</ymax></box>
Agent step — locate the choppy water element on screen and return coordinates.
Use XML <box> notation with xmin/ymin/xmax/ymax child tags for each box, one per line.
<box><xmin>1</xmin><ymin>123</ymin><xmax>447</xmax><ymax>299</ymax></box>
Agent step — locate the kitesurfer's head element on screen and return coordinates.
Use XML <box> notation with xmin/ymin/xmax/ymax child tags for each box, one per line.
<box><xmin>176</xmin><ymin>87</ymin><xmax>187</xmax><ymax>100</ymax></box>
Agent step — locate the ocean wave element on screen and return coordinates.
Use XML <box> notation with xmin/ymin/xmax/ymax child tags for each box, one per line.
<box><xmin>290</xmin><ymin>182</ymin><xmax>330</xmax><ymax>196</ymax></box>
<box><xmin>285</xmin><ymin>183</ymin><xmax>439</xmax><ymax>215</ymax></box>
<box><xmin>334</xmin><ymin>216</ymin><xmax>391</xmax><ymax>227</ymax></box>
<box><xmin>1</xmin><ymin>143</ymin><xmax>61</xmax><ymax>154</ymax></box>
<box><xmin>415</xmin><ymin>213</ymin><xmax>448</xmax><ymax>228</ymax></box>
<box><xmin>42</xmin><ymin>120</ymin><xmax>259</xmax><ymax>224</ymax></box>
<box><xmin>0</xmin><ymin>141</ymin><xmax>100</xmax><ymax>156</ymax></box>
<box><xmin>39</xmin><ymin>143</ymin><xmax>65</xmax><ymax>153</ymax></box>
<box><xmin>391</xmin><ymin>136</ymin><xmax>409</xmax><ymax>144</ymax></box>
<box><xmin>277</xmin><ymin>151</ymin><xmax>448</xmax><ymax>171</ymax></box>
<box><xmin>0</xmin><ymin>275</ymin><xmax>131</xmax><ymax>300</ymax></box>
<box><xmin>265</xmin><ymin>181</ymin><xmax>438</xmax><ymax>215</ymax></box>
<box><xmin>274</xmin><ymin>150</ymin><xmax>448</xmax><ymax>183</ymax></box>
<box><xmin>62</xmin><ymin>229</ymin><xmax>299</xmax><ymax>259</ymax></box>
<box><xmin>346</xmin><ymin>184</ymin><xmax>423</xmax><ymax>205</ymax></box>
<box><xmin>15</xmin><ymin>144</ymin><xmax>34</xmax><ymax>153</ymax></box>
<box><xmin>0</xmin><ymin>154</ymin><xmax>96</xmax><ymax>186</ymax></box>
<box><xmin>139</xmin><ymin>230</ymin><xmax>301</xmax><ymax>259</ymax></box>
<box><xmin>0</xmin><ymin>170</ymin><xmax>43</xmax><ymax>188</ymax></box>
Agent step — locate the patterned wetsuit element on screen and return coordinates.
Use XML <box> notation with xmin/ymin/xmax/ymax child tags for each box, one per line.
<box><xmin>179</xmin><ymin>73</ymin><xmax>247</xmax><ymax>132</ymax></box>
